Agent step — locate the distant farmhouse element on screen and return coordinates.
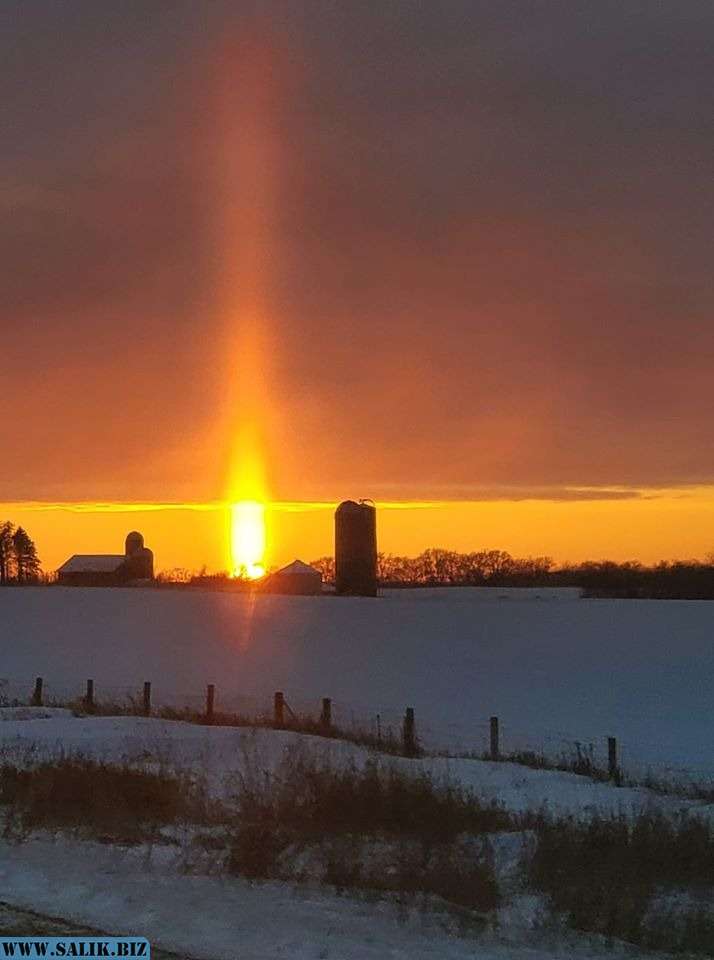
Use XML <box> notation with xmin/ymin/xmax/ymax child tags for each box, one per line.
<box><xmin>58</xmin><ymin>531</ymin><xmax>154</xmax><ymax>586</ymax></box>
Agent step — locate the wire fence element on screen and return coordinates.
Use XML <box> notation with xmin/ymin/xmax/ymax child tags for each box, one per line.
<box><xmin>0</xmin><ymin>675</ymin><xmax>712</xmax><ymax>793</ymax></box>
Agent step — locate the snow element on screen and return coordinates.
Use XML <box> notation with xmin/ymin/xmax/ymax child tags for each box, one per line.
<box><xmin>0</xmin><ymin>587</ymin><xmax>709</xmax><ymax>958</ymax></box>
<box><xmin>56</xmin><ymin>555</ymin><xmax>124</xmax><ymax>574</ymax></box>
<box><xmin>0</xmin><ymin>707</ymin><xmax>72</xmax><ymax>722</ymax></box>
<box><xmin>0</xmin><ymin>836</ymin><xmax>656</xmax><ymax>960</ymax></box>
<box><xmin>0</xmin><ymin>714</ymin><xmax>701</xmax><ymax>958</ymax></box>
<box><xmin>0</xmin><ymin>587</ymin><xmax>712</xmax><ymax>780</ymax></box>
<box><xmin>384</xmin><ymin>587</ymin><xmax>582</xmax><ymax>601</ymax></box>
<box><xmin>0</xmin><ymin>715</ymin><xmax>703</xmax><ymax>820</ymax></box>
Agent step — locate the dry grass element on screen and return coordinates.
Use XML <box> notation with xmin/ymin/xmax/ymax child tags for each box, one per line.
<box><xmin>0</xmin><ymin>759</ymin><xmax>213</xmax><ymax>842</ymax></box>
<box><xmin>225</xmin><ymin>750</ymin><xmax>508</xmax><ymax>913</ymax></box>
<box><xmin>529</xmin><ymin>812</ymin><xmax>714</xmax><ymax>953</ymax></box>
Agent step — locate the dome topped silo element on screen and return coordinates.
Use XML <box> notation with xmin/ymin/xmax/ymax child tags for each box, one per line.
<box><xmin>123</xmin><ymin>531</ymin><xmax>154</xmax><ymax>579</ymax></box>
<box><xmin>125</xmin><ymin>531</ymin><xmax>145</xmax><ymax>556</ymax></box>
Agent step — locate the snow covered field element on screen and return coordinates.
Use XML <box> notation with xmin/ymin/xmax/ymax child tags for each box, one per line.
<box><xmin>0</xmin><ymin>713</ymin><xmax>701</xmax><ymax>960</ymax></box>
<box><xmin>1</xmin><ymin>587</ymin><xmax>712</xmax><ymax>778</ymax></box>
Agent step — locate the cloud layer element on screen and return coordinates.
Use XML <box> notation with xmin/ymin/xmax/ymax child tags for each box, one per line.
<box><xmin>2</xmin><ymin>1</ymin><xmax>712</xmax><ymax>501</ymax></box>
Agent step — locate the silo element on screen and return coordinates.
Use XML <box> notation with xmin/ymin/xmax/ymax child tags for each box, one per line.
<box><xmin>335</xmin><ymin>500</ymin><xmax>378</xmax><ymax>596</ymax></box>
<box><xmin>123</xmin><ymin>531</ymin><xmax>154</xmax><ymax>580</ymax></box>
<box><xmin>125</xmin><ymin>531</ymin><xmax>144</xmax><ymax>556</ymax></box>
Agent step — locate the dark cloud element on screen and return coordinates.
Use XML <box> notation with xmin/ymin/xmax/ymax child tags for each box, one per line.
<box><xmin>1</xmin><ymin>1</ymin><xmax>712</xmax><ymax>500</ymax></box>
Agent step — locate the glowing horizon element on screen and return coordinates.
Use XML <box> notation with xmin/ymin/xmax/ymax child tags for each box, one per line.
<box><xmin>4</xmin><ymin>485</ymin><xmax>714</xmax><ymax>576</ymax></box>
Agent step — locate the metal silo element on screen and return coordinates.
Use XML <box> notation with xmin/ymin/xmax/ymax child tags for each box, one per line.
<box><xmin>335</xmin><ymin>500</ymin><xmax>378</xmax><ymax>596</ymax></box>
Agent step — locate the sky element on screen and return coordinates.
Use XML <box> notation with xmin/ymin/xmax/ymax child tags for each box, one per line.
<box><xmin>2</xmin><ymin>1</ymin><xmax>713</xmax><ymax>572</ymax></box>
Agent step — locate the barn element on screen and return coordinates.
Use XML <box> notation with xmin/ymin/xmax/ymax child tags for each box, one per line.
<box><xmin>57</xmin><ymin>532</ymin><xmax>154</xmax><ymax>586</ymax></box>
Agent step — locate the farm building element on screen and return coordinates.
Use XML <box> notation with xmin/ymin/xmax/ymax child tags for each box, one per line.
<box><xmin>335</xmin><ymin>499</ymin><xmax>378</xmax><ymax>596</ymax></box>
<box><xmin>57</xmin><ymin>531</ymin><xmax>154</xmax><ymax>586</ymax></box>
<box><xmin>261</xmin><ymin>559</ymin><xmax>323</xmax><ymax>595</ymax></box>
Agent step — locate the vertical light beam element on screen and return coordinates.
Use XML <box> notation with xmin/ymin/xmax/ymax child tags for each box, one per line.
<box><xmin>230</xmin><ymin>500</ymin><xmax>266</xmax><ymax>579</ymax></box>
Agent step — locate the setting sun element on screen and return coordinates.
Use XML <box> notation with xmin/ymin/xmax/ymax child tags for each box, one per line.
<box><xmin>230</xmin><ymin>500</ymin><xmax>266</xmax><ymax>579</ymax></box>
<box><xmin>227</xmin><ymin>443</ymin><xmax>269</xmax><ymax>579</ymax></box>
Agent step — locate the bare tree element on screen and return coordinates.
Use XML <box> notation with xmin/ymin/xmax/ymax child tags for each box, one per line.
<box><xmin>310</xmin><ymin>556</ymin><xmax>335</xmax><ymax>583</ymax></box>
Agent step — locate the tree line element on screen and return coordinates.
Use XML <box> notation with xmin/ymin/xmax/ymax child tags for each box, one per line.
<box><xmin>0</xmin><ymin>522</ymin><xmax>41</xmax><ymax>584</ymax></box>
<box><xmin>310</xmin><ymin>549</ymin><xmax>554</xmax><ymax>587</ymax></box>
<box><xmin>310</xmin><ymin>549</ymin><xmax>553</xmax><ymax>586</ymax></box>
<box><xmin>310</xmin><ymin>549</ymin><xmax>714</xmax><ymax>599</ymax></box>
<box><xmin>552</xmin><ymin>558</ymin><xmax>714</xmax><ymax>599</ymax></box>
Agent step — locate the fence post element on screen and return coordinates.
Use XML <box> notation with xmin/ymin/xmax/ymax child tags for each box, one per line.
<box><xmin>143</xmin><ymin>681</ymin><xmax>152</xmax><ymax>716</ymax></box>
<box><xmin>403</xmin><ymin>707</ymin><xmax>416</xmax><ymax>756</ymax></box>
<box><xmin>31</xmin><ymin>677</ymin><xmax>43</xmax><ymax>707</ymax></box>
<box><xmin>206</xmin><ymin>684</ymin><xmax>215</xmax><ymax>723</ymax></box>
<box><xmin>274</xmin><ymin>691</ymin><xmax>285</xmax><ymax>729</ymax></box>
<box><xmin>85</xmin><ymin>679</ymin><xmax>95</xmax><ymax>712</ymax></box>
<box><xmin>490</xmin><ymin>716</ymin><xmax>500</xmax><ymax>760</ymax></box>
<box><xmin>608</xmin><ymin>736</ymin><xmax>619</xmax><ymax>782</ymax></box>
<box><xmin>320</xmin><ymin>697</ymin><xmax>332</xmax><ymax>731</ymax></box>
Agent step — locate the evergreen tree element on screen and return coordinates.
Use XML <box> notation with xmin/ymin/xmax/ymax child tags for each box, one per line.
<box><xmin>0</xmin><ymin>522</ymin><xmax>14</xmax><ymax>585</ymax></box>
<box><xmin>11</xmin><ymin>527</ymin><xmax>41</xmax><ymax>583</ymax></box>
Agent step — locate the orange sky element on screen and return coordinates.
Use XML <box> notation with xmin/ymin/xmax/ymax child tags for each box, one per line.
<box><xmin>4</xmin><ymin>488</ymin><xmax>714</xmax><ymax>575</ymax></box>
<box><xmin>2</xmin><ymin>6</ymin><xmax>713</xmax><ymax>570</ymax></box>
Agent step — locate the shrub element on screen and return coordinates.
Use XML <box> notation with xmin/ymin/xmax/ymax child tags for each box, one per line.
<box><xmin>529</xmin><ymin>812</ymin><xmax>714</xmax><ymax>952</ymax></box>
<box><xmin>322</xmin><ymin>836</ymin><xmax>499</xmax><ymax>911</ymax></box>
<box><xmin>0</xmin><ymin>759</ymin><xmax>209</xmax><ymax>842</ymax></box>
<box><xmin>502</xmin><ymin>742</ymin><xmax>611</xmax><ymax>783</ymax></box>
<box><xmin>232</xmin><ymin>753</ymin><xmax>511</xmax><ymax>843</ymax></box>
<box><xmin>226</xmin><ymin>818</ymin><xmax>290</xmax><ymax>879</ymax></box>
<box><xmin>225</xmin><ymin>751</ymin><xmax>506</xmax><ymax>911</ymax></box>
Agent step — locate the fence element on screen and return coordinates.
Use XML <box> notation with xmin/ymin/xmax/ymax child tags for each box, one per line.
<box><xmin>0</xmin><ymin>675</ymin><xmax>711</xmax><ymax>791</ymax></box>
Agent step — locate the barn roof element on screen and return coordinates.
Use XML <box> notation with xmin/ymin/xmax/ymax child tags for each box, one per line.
<box><xmin>273</xmin><ymin>559</ymin><xmax>321</xmax><ymax>578</ymax></box>
<box><xmin>58</xmin><ymin>555</ymin><xmax>125</xmax><ymax>574</ymax></box>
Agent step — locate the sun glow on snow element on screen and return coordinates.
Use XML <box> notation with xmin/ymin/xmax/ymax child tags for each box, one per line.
<box><xmin>231</xmin><ymin>500</ymin><xmax>266</xmax><ymax>579</ymax></box>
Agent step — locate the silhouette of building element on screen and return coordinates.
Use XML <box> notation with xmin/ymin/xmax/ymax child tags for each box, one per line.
<box><xmin>335</xmin><ymin>500</ymin><xmax>377</xmax><ymax>596</ymax></box>
<box><xmin>57</xmin><ymin>531</ymin><xmax>154</xmax><ymax>586</ymax></box>
<box><xmin>261</xmin><ymin>559</ymin><xmax>323</xmax><ymax>595</ymax></box>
